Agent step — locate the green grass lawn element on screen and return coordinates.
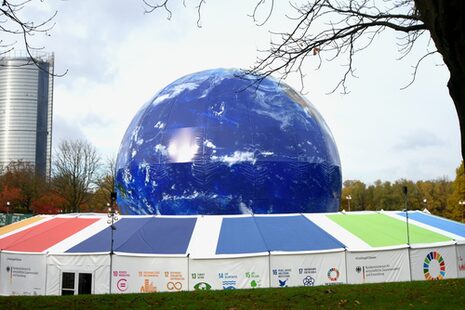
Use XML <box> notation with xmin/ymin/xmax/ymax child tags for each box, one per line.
<box><xmin>1</xmin><ymin>279</ymin><xmax>465</xmax><ymax>309</ymax></box>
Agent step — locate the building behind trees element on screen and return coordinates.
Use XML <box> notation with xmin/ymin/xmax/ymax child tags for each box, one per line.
<box><xmin>0</xmin><ymin>51</ymin><xmax>54</xmax><ymax>178</ymax></box>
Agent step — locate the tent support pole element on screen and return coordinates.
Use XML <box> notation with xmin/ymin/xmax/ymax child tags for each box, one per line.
<box><xmin>187</xmin><ymin>253</ymin><xmax>190</xmax><ymax>291</ymax></box>
<box><xmin>455</xmin><ymin>242</ymin><xmax>460</xmax><ymax>278</ymax></box>
<box><xmin>44</xmin><ymin>253</ymin><xmax>48</xmax><ymax>295</ymax></box>
<box><xmin>268</xmin><ymin>251</ymin><xmax>271</xmax><ymax>288</ymax></box>
<box><xmin>407</xmin><ymin>246</ymin><xmax>413</xmax><ymax>282</ymax></box>
<box><xmin>109</xmin><ymin>252</ymin><xmax>113</xmax><ymax>294</ymax></box>
<box><xmin>344</xmin><ymin>249</ymin><xmax>349</xmax><ymax>284</ymax></box>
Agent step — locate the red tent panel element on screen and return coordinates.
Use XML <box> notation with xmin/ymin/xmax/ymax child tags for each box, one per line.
<box><xmin>0</xmin><ymin>218</ymin><xmax>99</xmax><ymax>252</ymax></box>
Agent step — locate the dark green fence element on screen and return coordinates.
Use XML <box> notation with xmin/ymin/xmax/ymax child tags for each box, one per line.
<box><xmin>0</xmin><ymin>213</ymin><xmax>33</xmax><ymax>226</ymax></box>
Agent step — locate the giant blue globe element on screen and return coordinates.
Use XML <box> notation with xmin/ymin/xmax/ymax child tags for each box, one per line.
<box><xmin>115</xmin><ymin>69</ymin><xmax>341</xmax><ymax>215</ymax></box>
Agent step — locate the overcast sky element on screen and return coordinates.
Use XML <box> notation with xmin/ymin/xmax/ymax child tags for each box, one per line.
<box><xmin>14</xmin><ymin>0</ymin><xmax>461</xmax><ymax>183</ymax></box>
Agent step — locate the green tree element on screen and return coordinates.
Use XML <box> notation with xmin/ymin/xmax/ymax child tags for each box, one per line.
<box><xmin>447</xmin><ymin>161</ymin><xmax>465</xmax><ymax>221</ymax></box>
<box><xmin>341</xmin><ymin>180</ymin><xmax>367</xmax><ymax>211</ymax></box>
<box><xmin>340</xmin><ymin>175</ymin><xmax>454</xmax><ymax>216</ymax></box>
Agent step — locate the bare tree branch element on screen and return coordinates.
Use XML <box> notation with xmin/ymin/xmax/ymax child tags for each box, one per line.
<box><xmin>143</xmin><ymin>0</ymin><xmax>206</xmax><ymax>27</ymax></box>
<box><xmin>52</xmin><ymin>139</ymin><xmax>101</xmax><ymax>213</ymax></box>
<box><xmin>400</xmin><ymin>49</ymin><xmax>438</xmax><ymax>90</ymax></box>
<box><xmin>0</xmin><ymin>0</ymin><xmax>66</xmax><ymax>76</ymax></box>
<box><xmin>243</xmin><ymin>0</ymin><xmax>429</xmax><ymax>93</ymax></box>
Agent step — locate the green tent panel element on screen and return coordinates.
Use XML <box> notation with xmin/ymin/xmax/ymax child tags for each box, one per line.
<box><xmin>327</xmin><ymin>213</ymin><xmax>451</xmax><ymax>247</ymax></box>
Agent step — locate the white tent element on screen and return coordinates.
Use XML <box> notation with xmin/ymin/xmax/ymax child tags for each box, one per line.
<box><xmin>0</xmin><ymin>211</ymin><xmax>465</xmax><ymax>296</ymax></box>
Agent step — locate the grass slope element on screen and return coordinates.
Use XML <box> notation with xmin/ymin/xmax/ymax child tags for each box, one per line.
<box><xmin>1</xmin><ymin>279</ymin><xmax>464</xmax><ymax>309</ymax></box>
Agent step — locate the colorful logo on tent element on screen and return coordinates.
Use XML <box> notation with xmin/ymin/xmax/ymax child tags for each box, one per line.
<box><xmin>278</xmin><ymin>279</ymin><xmax>288</xmax><ymax>287</ymax></box>
<box><xmin>327</xmin><ymin>268</ymin><xmax>340</xmax><ymax>281</ymax></box>
<box><xmin>459</xmin><ymin>256</ymin><xmax>465</xmax><ymax>271</ymax></box>
<box><xmin>194</xmin><ymin>282</ymin><xmax>212</xmax><ymax>290</ymax></box>
<box><xmin>302</xmin><ymin>276</ymin><xmax>315</xmax><ymax>286</ymax></box>
<box><xmin>167</xmin><ymin>281</ymin><xmax>182</xmax><ymax>291</ymax></box>
<box><xmin>140</xmin><ymin>279</ymin><xmax>156</xmax><ymax>293</ymax></box>
<box><xmin>117</xmin><ymin>278</ymin><xmax>128</xmax><ymax>292</ymax></box>
<box><xmin>423</xmin><ymin>251</ymin><xmax>446</xmax><ymax>280</ymax></box>
<box><xmin>250</xmin><ymin>280</ymin><xmax>258</xmax><ymax>288</ymax></box>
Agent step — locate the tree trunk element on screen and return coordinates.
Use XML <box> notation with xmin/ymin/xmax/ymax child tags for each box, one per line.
<box><xmin>415</xmin><ymin>0</ymin><xmax>465</xmax><ymax>160</ymax></box>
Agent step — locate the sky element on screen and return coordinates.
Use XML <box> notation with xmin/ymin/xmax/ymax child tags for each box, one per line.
<box><xmin>10</xmin><ymin>0</ymin><xmax>461</xmax><ymax>184</ymax></box>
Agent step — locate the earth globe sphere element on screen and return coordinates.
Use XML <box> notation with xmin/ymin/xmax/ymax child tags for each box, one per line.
<box><xmin>115</xmin><ymin>68</ymin><xmax>341</xmax><ymax>215</ymax></box>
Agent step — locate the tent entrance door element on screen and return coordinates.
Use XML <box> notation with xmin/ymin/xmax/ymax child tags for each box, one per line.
<box><xmin>61</xmin><ymin>272</ymin><xmax>93</xmax><ymax>295</ymax></box>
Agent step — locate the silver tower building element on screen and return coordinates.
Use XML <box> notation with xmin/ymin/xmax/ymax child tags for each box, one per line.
<box><xmin>0</xmin><ymin>52</ymin><xmax>54</xmax><ymax>178</ymax></box>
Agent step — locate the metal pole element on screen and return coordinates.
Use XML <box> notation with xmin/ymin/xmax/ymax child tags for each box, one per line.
<box><xmin>108</xmin><ymin>192</ymin><xmax>117</xmax><ymax>294</ymax></box>
<box><xmin>403</xmin><ymin>186</ymin><xmax>410</xmax><ymax>245</ymax></box>
<box><xmin>345</xmin><ymin>195</ymin><xmax>352</xmax><ymax>212</ymax></box>
<box><xmin>402</xmin><ymin>186</ymin><xmax>413</xmax><ymax>282</ymax></box>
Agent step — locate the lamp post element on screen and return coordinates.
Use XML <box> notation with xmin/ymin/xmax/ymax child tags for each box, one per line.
<box><xmin>107</xmin><ymin>192</ymin><xmax>118</xmax><ymax>294</ymax></box>
<box><xmin>459</xmin><ymin>200</ymin><xmax>465</xmax><ymax>222</ymax></box>
<box><xmin>345</xmin><ymin>195</ymin><xmax>352</xmax><ymax>212</ymax></box>
<box><xmin>403</xmin><ymin>186</ymin><xmax>410</xmax><ymax>245</ymax></box>
<box><xmin>6</xmin><ymin>201</ymin><xmax>10</xmax><ymax>215</ymax></box>
<box><xmin>107</xmin><ymin>193</ymin><xmax>118</xmax><ymax>254</ymax></box>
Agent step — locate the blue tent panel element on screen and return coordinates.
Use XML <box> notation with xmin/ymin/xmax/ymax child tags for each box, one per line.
<box><xmin>254</xmin><ymin>216</ymin><xmax>345</xmax><ymax>251</ymax></box>
<box><xmin>117</xmin><ymin>217</ymin><xmax>197</xmax><ymax>254</ymax></box>
<box><xmin>216</xmin><ymin>217</ymin><xmax>268</xmax><ymax>254</ymax></box>
<box><xmin>67</xmin><ymin>217</ymin><xmax>196</xmax><ymax>254</ymax></box>
<box><xmin>397</xmin><ymin>212</ymin><xmax>465</xmax><ymax>238</ymax></box>
<box><xmin>67</xmin><ymin>217</ymin><xmax>151</xmax><ymax>253</ymax></box>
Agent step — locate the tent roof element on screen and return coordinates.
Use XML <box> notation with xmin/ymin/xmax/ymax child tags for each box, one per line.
<box><xmin>0</xmin><ymin>216</ymin><xmax>46</xmax><ymax>238</ymax></box>
<box><xmin>327</xmin><ymin>213</ymin><xmax>451</xmax><ymax>247</ymax></box>
<box><xmin>208</xmin><ymin>215</ymin><xmax>346</xmax><ymax>257</ymax></box>
<box><xmin>0</xmin><ymin>211</ymin><xmax>459</xmax><ymax>255</ymax></box>
<box><xmin>216</xmin><ymin>217</ymin><xmax>268</xmax><ymax>255</ymax></box>
<box><xmin>396</xmin><ymin>211</ymin><xmax>465</xmax><ymax>239</ymax></box>
<box><xmin>0</xmin><ymin>217</ymin><xmax>99</xmax><ymax>252</ymax></box>
<box><xmin>67</xmin><ymin>217</ymin><xmax>197</xmax><ymax>255</ymax></box>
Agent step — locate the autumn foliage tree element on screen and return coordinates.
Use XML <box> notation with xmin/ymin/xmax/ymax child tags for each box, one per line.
<box><xmin>0</xmin><ymin>185</ymin><xmax>23</xmax><ymax>213</ymax></box>
<box><xmin>341</xmin><ymin>174</ymin><xmax>456</xmax><ymax>219</ymax></box>
<box><xmin>0</xmin><ymin>161</ymin><xmax>45</xmax><ymax>212</ymax></box>
<box><xmin>31</xmin><ymin>192</ymin><xmax>66</xmax><ymax>214</ymax></box>
<box><xmin>447</xmin><ymin>161</ymin><xmax>465</xmax><ymax>221</ymax></box>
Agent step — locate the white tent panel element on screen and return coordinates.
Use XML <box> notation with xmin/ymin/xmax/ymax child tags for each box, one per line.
<box><xmin>346</xmin><ymin>248</ymin><xmax>410</xmax><ymax>284</ymax></box>
<box><xmin>189</xmin><ymin>255</ymin><xmax>269</xmax><ymax>290</ymax></box>
<box><xmin>187</xmin><ymin>216</ymin><xmax>226</xmax><ymax>259</ymax></box>
<box><xmin>111</xmin><ymin>255</ymin><xmax>188</xmax><ymax>294</ymax></box>
<box><xmin>457</xmin><ymin>244</ymin><xmax>465</xmax><ymax>278</ymax></box>
<box><xmin>410</xmin><ymin>244</ymin><xmax>458</xmax><ymax>281</ymax></box>
<box><xmin>0</xmin><ymin>251</ymin><xmax>46</xmax><ymax>296</ymax></box>
<box><xmin>269</xmin><ymin>250</ymin><xmax>346</xmax><ymax>288</ymax></box>
<box><xmin>46</xmin><ymin>254</ymin><xmax>110</xmax><ymax>295</ymax></box>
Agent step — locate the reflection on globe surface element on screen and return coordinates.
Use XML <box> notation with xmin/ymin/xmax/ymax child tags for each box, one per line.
<box><xmin>115</xmin><ymin>68</ymin><xmax>341</xmax><ymax>215</ymax></box>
